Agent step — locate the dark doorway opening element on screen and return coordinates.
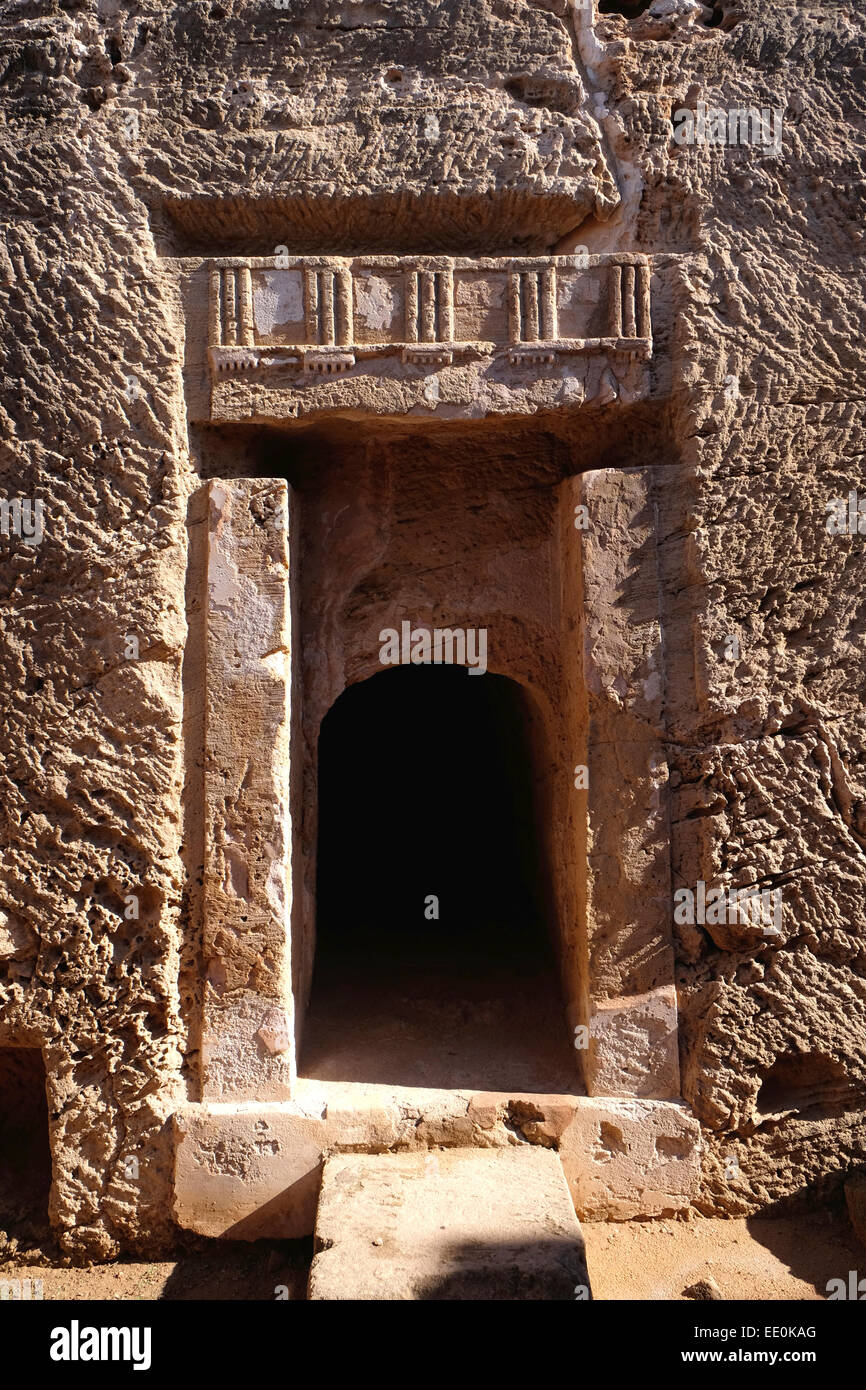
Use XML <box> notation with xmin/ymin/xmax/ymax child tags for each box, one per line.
<box><xmin>300</xmin><ymin>665</ymin><xmax>576</xmax><ymax>1091</ymax></box>
<box><xmin>0</xmin><ymin>1047</ymin><xmax>52</xmax><ymax>1243</ymax></box>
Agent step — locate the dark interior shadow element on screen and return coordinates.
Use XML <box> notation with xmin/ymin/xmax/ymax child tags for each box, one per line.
<box><xmin>0</xmin><ymin>1047</ymin><xmax>52</xmax><ymax>1246</ymax></box>
<box><xmin>300</xmin><ymin>665</ymin><xmax>577</xmax><ymax>1093</ymax></box>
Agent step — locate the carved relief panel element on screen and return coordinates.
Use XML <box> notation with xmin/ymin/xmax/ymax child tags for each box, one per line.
<box><xmin>196</xmin><ymin>252</ymin><xmax>653</xmax><ymax>421</ymax></box>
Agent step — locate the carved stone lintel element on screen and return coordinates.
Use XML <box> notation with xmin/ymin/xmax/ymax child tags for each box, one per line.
<box><xmin>203</xmin><ymin>254</ymin><xmax>654</xmax><ymax>414</ymax></box>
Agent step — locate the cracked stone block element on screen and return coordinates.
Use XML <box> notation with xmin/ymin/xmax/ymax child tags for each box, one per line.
<box><xmin>559</xmin><ymin>1096</ymin><xmax>701</xmax><ymax>1220</ymax></box>
<box><xmin>173</xmin><ymin>1088</ymin><xmax>489</xmax><ymax>1240</ymax></box>
<box><xmin>587</xmin><ymin>985</ymin><xmax>681</xmax><ymax>1099</ymax></box>
<box><xmin>173</xmin><ymin>1104</ymin><xmax>327</xmax><ymax>1241</ymax></box>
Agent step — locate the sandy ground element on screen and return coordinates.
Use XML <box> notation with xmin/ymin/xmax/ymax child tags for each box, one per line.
<box><xmin>583</xmin><ymin>1207</ymin><xmax>863</xmax><ymax>1301</ymax></box>
<box><xmin>0</xmin><ymin>1238</ymin><xmax>313</xmax><ymax>1301</ymax></box>
<box><xmin>0</xmin><ymin>1207</ymin><xmax>861</xmax><ymax>1300</ymax></box>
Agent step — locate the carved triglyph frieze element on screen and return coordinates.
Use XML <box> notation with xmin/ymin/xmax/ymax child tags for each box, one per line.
<box><xmin>206</xmin><ymin>253</ymin><xmax>652</xmax><ymax>379</ymax></box>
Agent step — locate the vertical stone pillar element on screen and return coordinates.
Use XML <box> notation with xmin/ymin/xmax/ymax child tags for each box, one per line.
<box><xmin>222</xmin><ymin>268</ymin><xmax>237</xmax><ymax>346</ymax></box>
<box><xmin>636</xmin><ymin>261</ymin><xmax>652</xmax><ymax>340</ymax></box>
<box><xmin>420</xmin><ymin>270</ymin><xmax>437</xmax><ymax>342</ymax></box>
<box><xmin>201</xmin><ymin>478</ymin><xmax>296</xmax><ymax>1102</ymax></box>
<box><xmin>237</xmin><ymin>265</ymin><xmax>255</xmax><ymax>347</ymax></box>
<box><xmin>607</xmin><ymin>263</ymin><xmax>623</xmax><ymax>338</ymax></box>
<box><xmin>621</xmin><ymin>264</ymin><xmax>636</xmax><ymax>338</ymax></box>
<box><xmin>569</xmin><ymin>467</ymin><xmax>680</xmax><ymax>1101</ymax></box>
<box><xmin>335</xmin><ymin>269</ymin><xmax>354</xmax><ymax>347</ymax></box>
<box><xmin>405</xmin><ymin>269</ymin><xmax>419</xmax><ymax>342</ymax></box>
<box><xmin>437</xmin><ymin>267</ymin><xmax>454</xmax><ymax>342</ymax></box>
<box><xmin>208</xmin><ymin>266</ymin><xmax>222</xmax><ymax>348</ymax></box>
<box><xmin>507</xmin><ymin>272</ymin><xmax>522</xmax><ymax>343</ymax></box>
<box><xmin>523</xmin><ymin>272</ymin><xmax>540</xmax><ymax>341</ymax></box>
<box><xmin>320</xmin><ymin>269</ymin><xmax>336</xmax><ymax>346</ymax></box>
<box><xmin>304</xmin><ymin>268</ymin><xmax>319</xmax><ymax>344</ymax></box>
<box><xmin>541</xmin><ymin>264</ymin><xmax>557</xmax><ymax>341</ymax></box>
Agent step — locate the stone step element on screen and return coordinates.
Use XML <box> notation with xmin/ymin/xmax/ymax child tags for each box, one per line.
<box><xmin>307</xmin><ymin>1147</ymin><xmax>591</xmax><ymax>1301</ymax></box>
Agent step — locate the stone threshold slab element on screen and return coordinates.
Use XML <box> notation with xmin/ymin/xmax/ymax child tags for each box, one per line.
<box><xmin>308</xmin><ymin>1148</ymin><xmax>591</xmax><ymax>1300</ymax></box>
<box><xmin>173</xmin><ymin>1081</ymin><xmax>701</xmax><ymax>1239</ymax></box>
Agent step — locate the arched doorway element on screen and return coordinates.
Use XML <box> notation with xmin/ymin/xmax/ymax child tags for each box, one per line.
<box><xmin>299</xmin><ymin>664</ymin><xmax>576</xmax><ymax>1091</ymax></box>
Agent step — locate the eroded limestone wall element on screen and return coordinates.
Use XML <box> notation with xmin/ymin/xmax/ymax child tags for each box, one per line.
<box><xmin>0</xmin><ymin>0</ymin><xmax>863</xmax><ymax>1253</ymax></box>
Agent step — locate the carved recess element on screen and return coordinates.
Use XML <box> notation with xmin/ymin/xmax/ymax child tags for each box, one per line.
<box><xmin>206</xmin><ymin>253</ymin><xmax>652</xmax><ymax>386</ymax></box>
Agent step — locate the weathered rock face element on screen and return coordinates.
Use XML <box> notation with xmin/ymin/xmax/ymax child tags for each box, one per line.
<box><xmin>0</xmin><ymin>0</ymin><xmax>863</xmax><ymax>1257</ymax></box>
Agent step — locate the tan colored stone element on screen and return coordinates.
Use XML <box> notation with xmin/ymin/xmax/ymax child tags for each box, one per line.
<box><xmin>560</xmin><ymin>1097</ymin><xmax>702</xmax><ymax>1221</ymax></box>
<box><xmin>588</xmin><ymin>986</ymin><xmax>681</xmax><ymax>1100</ymax></box>
<box><xmin>0</xmin><ymin>0</ymin><xmax>862</xmax><ymax>1261</ymax></box>
<box><xmin>172</xmin><ymin>1087</ymin><xmax>582</xmax><ymax>1240</ymax></box>
<box><xmin>308</xmin><ymin>1148</ymin><xmax>591</xmax><ymax>1301</ymax></box>
<box><xmin>173</xmin><ymin>1104</ymin><xmax>327</xmax><ymax>1241</ymax></box>
<box><xmin>201</xmin><ymin>478</ymin><xmax>296</xmax><ymax>1103</ymax></box>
